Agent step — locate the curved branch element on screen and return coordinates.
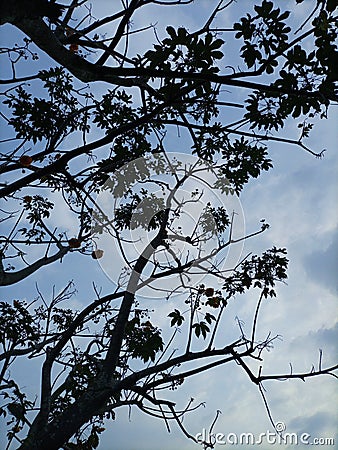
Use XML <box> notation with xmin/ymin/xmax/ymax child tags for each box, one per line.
<box><xmin>3</xmin><ymin>13</ymin><xmax>335</xmax><ymax>104</ymax></box>
<box><xmin>0</xmin><ymin>90</ymin><xmax>179</xmax><ymax>198</ymax></box>
<box><xmin>157</xmin><ymin>119</ymin><xmax>325</xmax><ymax>158</ymax></box>
<box><xmin>0</xmin><ymin>335</ymin><xmax>58</xmax><ymax>362</ymax></box>
<box><xmin>0</xmin><ymin>247</ymin><xmax>69</xmax><ymax>286</ymax></box>
<box><xmin>231</xmin><ymin>348</ymin><xmax>338</xmax><ymax>384</ymax></box>
<box><xmin>258</xmin><ymin>364</ymin><xmax>338</xmax><ymax>382</ymax></box>
<box><xmin>0</xmin><ymin>74</ymin><xmax>41</xmax><ymax>84</ymax></box>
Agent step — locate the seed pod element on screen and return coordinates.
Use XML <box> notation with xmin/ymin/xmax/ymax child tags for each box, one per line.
<box><xmin>68</xmin><ymin>238</ymin><xmax>81</xmax><ymax>248</ymax></box>
<box><xmin>23</xmin><ymin>195</ymin><xmax>32</xmax><ymax>203</ymax></box>
<box><xmin>204</xmin><ymin>287</ymin><xmax>214</xmax><ymax>297</ymax></box>
<box><xmin>91</xmin><ymin>249</ymin><xmax>104</xmax><ymax>259</ymax></box>
<box><xmin>69</xmin><ymin>44</ymin><xmax>79</xmax><ymax>53</ymax></box>
<box><xmin>19</xmin><ymin>155</ymin><xmax>33</xmax><ymax>167</ymax></box>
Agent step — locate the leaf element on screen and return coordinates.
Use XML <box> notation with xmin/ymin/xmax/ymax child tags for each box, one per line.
<box><xmin>166</xmin><ymin>26</ymin><xmax>176</xmax><ymax>39</ymax></box>
<box><xmin>211</xmin><ymin>50</ymin><xmax>223</xmax><ymax>60</ymax></box>
<box><xmin>192</xmin><ymin>322</ymin><xmax>210</xmax><ymax>339</ymax></box>
<box><xmin>210</xmin><ymin>38</ymin><xmax>224</xmax><ymax>49</ymax></box>
<box><xmin>205</xmin><ymin>312</ymin><xmax>216</xmax><ymax>324</ymax></box>
<box><xmin>168</xmin><ymin>309</ymin><xmax>185</xmax><ymax>327</ymax></box>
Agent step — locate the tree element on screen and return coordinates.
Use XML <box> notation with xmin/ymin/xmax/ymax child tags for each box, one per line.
<box><xmin>0</xmin><ymin>1</ymin><xmax>337</xmax><ymax>449</ymax></box>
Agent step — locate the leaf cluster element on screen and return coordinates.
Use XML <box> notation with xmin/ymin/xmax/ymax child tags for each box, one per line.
<box><xmin>234</xmin><ymin>0</ymin><xmax>291</xmax><ymax>73</ymax></box>
<box><xmin>0</xmin><ymin>300</ymin><xmax>40</xmax><ymax>348</ymax></box>
<box><xmin>217</xmin><ymin>137</ymin><xmax>273</xmax><ymax>194</ymax></box>
<box><xmin>124</xmin><ymin>317</ymin><xmax>164</xmax><ymax>362</ymax></box>
<box><xmin>199</xmin><ymin>203</ymin><xmax>230</xmax><ymax>235</ymax></box>
<box><xmin>3</xmin><ymin>68</ymin><xmax>89</xmax><ymax>143</ymax></box>
<box><xmin>223</xmin><ymin>247</ymin><xmax>288</xmax><ymax>299</ymax></box>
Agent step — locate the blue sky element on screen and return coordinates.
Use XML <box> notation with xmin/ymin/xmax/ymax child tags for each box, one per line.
<box><xmin>0</xmin><ymin>1</ymin><xmax>337</xmax><ymax>449</ymax></box>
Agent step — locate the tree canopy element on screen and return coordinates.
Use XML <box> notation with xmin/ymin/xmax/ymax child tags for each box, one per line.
<box><xmin>0</xmin><ymin>1</ymin><xmax>337</xmax><ymax>449</ymax></box>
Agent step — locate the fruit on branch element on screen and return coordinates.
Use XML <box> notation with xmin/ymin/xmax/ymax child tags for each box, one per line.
<box><xmin>69</xmin><ymin>44</ymin><xmax>79</xmax><ymax>53</ymax></box>
<box><xmin>68</xmin><ymin>238</ymin><xmax>81</xmax><ymax>248</ymax></box>
<box><xmin>91</xmin><ymin>249</ymin><xmax>104</xmax><ymax>259</ymax></box>
<box><xmin>204</xmin><ymin>287</ymin><xmax>215</xmax><ymax>297</ymax></box>
<box><xmin>19</xmin><ymin>155</ymin><xmax>33</xmax><ymax>167</ymax></box>
<box><xmin>23</xmin><ymin>195</ymin><xmax>32</xmax><ymax>204</ymax></box>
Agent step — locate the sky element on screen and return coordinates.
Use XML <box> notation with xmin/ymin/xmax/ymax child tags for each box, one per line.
<box><xmin>0</xmin><ymin>1</ymin><xmax>337</xmax><ymax>449</ymax></box>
